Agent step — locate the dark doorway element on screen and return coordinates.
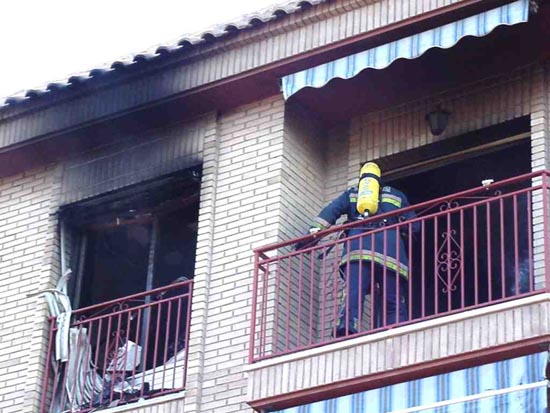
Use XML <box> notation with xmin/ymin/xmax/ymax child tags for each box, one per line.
<box><xmin>80</xmin><ymin>224</ymin><xmax>152</xmax><ymax>307</ymax></box>
<box><xmin>61</xmin><ymin>169</ymin><xmax>200</xmax><ymax>380</ymax></box>
<box><xmin>388</xmin><ymin>139</ymin><xmax>532</xmax><ymax>318</ymax></box>
<box><xmin>389</xmin><ymin>139</ymin><xmax>531</xmax><ymax>205</ymax></box>
<box><xmin>63</xmin><ymin>169</ymin><xmax>201</xmax><ymax>308</ymax></box>
<box><xmin>78</xmin><ymin>198</ymin><xmax>199</xmax><ymax>308</ymax></box>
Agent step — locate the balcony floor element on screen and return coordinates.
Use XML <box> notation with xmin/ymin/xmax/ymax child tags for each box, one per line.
<box><xmin>246</xmin><ymin>293</ymin><xmax>550</xmax><ymax>411</ymax></box>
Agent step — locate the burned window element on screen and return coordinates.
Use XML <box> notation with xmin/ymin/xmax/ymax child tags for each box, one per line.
<box><xmin>62</xmin><ymin>169</ymin><xmax>200</xmax><ymax>307</ymax></box>
<box><xmin>51</xmin><ymin>169</ymin><xmax>200</xmax><ymax>410</ymax></box>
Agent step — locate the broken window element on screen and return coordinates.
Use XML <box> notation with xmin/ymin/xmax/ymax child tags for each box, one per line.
<box><xmin>47</xmin><ymin>168</ymin><xmax>200</xmax><ymax>411</ymax></box>
<box><xmin>62</xmin><ymin>169</ymin><xmax>201</xmax><ymax>307</ymax></box>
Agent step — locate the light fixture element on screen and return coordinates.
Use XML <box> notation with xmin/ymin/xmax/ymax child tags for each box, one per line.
<box><xmin>425</xmin><ymin>106</ymin><xmax>451</xmax><ymax>136</ymax></box>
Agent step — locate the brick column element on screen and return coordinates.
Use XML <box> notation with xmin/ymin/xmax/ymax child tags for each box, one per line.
<box><xmin>183</xmin><ymin>112</ymin><xmax>221</xmax><ymax>412</ymax></box>
<box><xmin>188</xmin><ymin>96</ymin><xmax>287</xmax><ymax>413</ymax></box>
<box><xmin>530</xmin><ymin>63</ymin><xmax>550</xmax><ymax>290</ymax></box>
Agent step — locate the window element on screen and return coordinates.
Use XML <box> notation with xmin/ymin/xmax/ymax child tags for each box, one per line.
<box><xmin>45</xmin><ymin>169</ymin><xmax>200</xmax><ymax>411</ymax></box>
<box><xmin>62</xmin><ymin>169</ymin><xmax>201</xmax><ymax>308</ymax></box>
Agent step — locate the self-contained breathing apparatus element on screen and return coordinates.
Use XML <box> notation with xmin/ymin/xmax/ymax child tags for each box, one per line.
<box><xmin>356</xmin><ymin>162</ymin><xmax>381</xmax><ymax>218</ymax></box>
<box><xmin>294</xmin><ymin>162</ymin><xmax>383</xmax><ymax>252</ymax></box>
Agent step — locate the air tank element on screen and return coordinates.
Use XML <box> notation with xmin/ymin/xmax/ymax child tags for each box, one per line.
<box><xmin>356</xmin><ymin>162</ymin><xmax>381</xmax><ymax>217</ymax></box>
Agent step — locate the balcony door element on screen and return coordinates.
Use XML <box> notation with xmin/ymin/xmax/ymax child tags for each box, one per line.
<box><xmin>386</xmin><ymin>132</ymin><xmax>531</xmax><ymax>318</ymax></box>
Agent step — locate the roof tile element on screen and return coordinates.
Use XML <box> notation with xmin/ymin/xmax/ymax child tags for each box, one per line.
<box><xmin>1</xmin><ymin>0</ymin><xmax>325</xmax><ymax>108</ymax></box>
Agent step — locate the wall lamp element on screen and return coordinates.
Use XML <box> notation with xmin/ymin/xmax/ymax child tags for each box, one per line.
<box><xmin>426</xmin><ymin>106</ymin><xmax>451</xmax><ymax>136</ymax></box>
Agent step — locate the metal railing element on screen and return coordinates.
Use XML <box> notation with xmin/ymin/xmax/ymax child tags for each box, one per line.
<box><xmin>250</xmin><ymin>171</ymin><xmax>550</xmax><ymax>362</ymax></box>
<box><xmin>41</xmin><ymin>280</ymin><xmax>193</xmax><ymax>413</ymax></box>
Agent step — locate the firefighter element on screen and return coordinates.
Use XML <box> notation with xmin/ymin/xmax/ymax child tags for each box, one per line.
<box><xmin>298</xmin><ymin>162</ymin><xmax>419</xmax><ymax>337</ymax></box>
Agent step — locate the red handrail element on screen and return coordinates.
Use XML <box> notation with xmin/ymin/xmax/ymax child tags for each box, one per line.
<box><xmin>254</xmin><ymin>170</ymin><xmax>543</xmax><ymax>254</ymax></box>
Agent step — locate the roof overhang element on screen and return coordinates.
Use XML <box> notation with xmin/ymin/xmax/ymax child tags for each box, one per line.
<box><xmin>0</xmin><ymin>0</ymin><xmax>547</xmax><ymax>177</ymax></box>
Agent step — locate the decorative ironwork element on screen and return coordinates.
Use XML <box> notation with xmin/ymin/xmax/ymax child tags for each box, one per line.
<box><xmin>439</xmin><ymin>200</ymin><xmax>460</xmax><ymax>212</ymax></box>
<box><xmin>416</xmin><ymin>190</ymin><xmax>504</xmax><ymax>218</ymax></box>
<box><xmin>436</xmin><ymin>229</ymin><xmax>462</xmax><ymax>293</ymax></box>
<box><xmin>77</xmin><ymin>299</ymin><xmax>141</xmax><ymax>322</ymax></box>
<box><xmin>112</xmin><ymin>302</ymin><xmax>130</xmax><ymax>313</ymax></box>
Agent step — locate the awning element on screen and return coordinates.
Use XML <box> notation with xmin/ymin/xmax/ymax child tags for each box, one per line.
<box><xmin>282</xmin><ymin>0</ymin><xmax>530</xmax><ymax>99</ymax></box>
<box><xmin>275</xmin><ymin>351</ymin><xmax>548</xmax><ymax>413</ymax></box>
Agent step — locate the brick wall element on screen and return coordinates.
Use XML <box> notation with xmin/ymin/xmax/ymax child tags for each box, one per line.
<box><xmin>183</xmin><ymin>96</ymin><xmax>333</xmax><ymax>413</ymax></box>
<box><xmin>273</xmin><ymin>103</ymin><xmax>327</xmax><ymax>353</ymax></box>
<box><xmin>184</xmin><ymin>96</ymin><xmax>287</xmax><ymax>413</ymax></box>
<box><xmin>530</xmin><ymin>63</ymin><xmax>550</xmax><ymax>290</ymax></box>
<box><xmin>0</xmin><ymin>115</ymin><xmax>212</xmax><ymax>413</ymax></box>
<box><xmin>248</xmin><ymin>294</ymin><xmax>550</xmax><ymax>402</ymax></box>
<box><xmin>324</xmin><ymin>123</ymin><xmax>351</xmax><ymax>202</ymax></box>
<box><xmin>60</xmin><ymin>119</ymin><xmax>205</xmax><ymax>205</ymax></box>
<box><xmin>0</xmin><ymin>93</ymin><xmax>303</xmax><ymax>413</ymax></box>
<box><xmin>0</xmin><ymin>165</ymin><xmax>61</xmax><ymax>413</ymax></box>
<box><xmin>348</xmin><ymin>65</ymin><xmax>535</xmax><ymax>183</ymax></box>
<box><xmin>279</xmin><ymin>103</ymin><xmax>326</xmax><ymax>240</ymax></box>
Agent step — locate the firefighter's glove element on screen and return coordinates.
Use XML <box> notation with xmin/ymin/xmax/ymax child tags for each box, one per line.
<box><xmin>294</xmin><ymin>228</ymin><xmax>320</xmax><ymax>251</ymax></box>
<box><xmin>294</xmin><ymin>238</ymin><xmax>320</xmax><ymax>251</ymax></box>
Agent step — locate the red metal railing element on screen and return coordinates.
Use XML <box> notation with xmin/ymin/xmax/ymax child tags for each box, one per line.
<box><xmin>250</xmin><ymin>171</ymin><xmax>550</xmax><ymax>362</ymax></box>
<box><xmin>41</xmin><ymin>280</ymin><xmax>193</xmax><ymax>413</ymax></box>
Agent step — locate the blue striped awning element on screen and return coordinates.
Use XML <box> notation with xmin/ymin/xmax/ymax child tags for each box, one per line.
<box><xmin>275</xmin><ymin>351</ymin><xmax>548</xmax><ymax>413</ymax></box>
<box><xmin>282</xmin><ymin>0</ymin><xmax>529</xmax><ymax>99</ymax></box>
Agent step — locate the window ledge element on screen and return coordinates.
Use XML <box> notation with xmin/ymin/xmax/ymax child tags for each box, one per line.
<box><xmin>94</xmin><ymin>391</ymin><xmax>186</xmax><ymax>413</ymax></box>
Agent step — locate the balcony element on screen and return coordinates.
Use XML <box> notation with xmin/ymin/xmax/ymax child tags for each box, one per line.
<box><xmin>249</xmin><ymin>171</ymin><xmax>550</xmax><ymax>363</ymax></box>
<box><xmin>40</xmin><ymin>279</ymin><xmax>192</xmax><ymax>413</ymax></box>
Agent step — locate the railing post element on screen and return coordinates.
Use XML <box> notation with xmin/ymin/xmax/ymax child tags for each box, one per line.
<box><xmin>183</xmin><ymin>281</ymin><xmax>194</xmax><ymax>389</ymax></box>
<box><xmin>249</xmin><ymin>251</ymin><xmax>260</xmax><ymax>363</ymax></box>
<box><xmin>40</xmin><ymin>317</ymin><xmax>56</xmax><ymax>413</ymax></box>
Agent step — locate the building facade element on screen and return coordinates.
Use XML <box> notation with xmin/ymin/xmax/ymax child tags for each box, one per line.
<box><xmin>0</xmin><ymin>0</ymin><xmax>550</xmax><ymax>412</ymax></box>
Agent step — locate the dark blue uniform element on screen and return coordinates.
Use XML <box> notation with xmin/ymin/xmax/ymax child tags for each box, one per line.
<box><xmin>310</xmin><ymin>186</ymin><xmax>419</xmax><ymax>335</ymax></box>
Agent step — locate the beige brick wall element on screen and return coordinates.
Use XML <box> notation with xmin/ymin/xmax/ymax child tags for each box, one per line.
<box><xmin>0</xmin><ymin>116</ymin><xmax>213</xmax><ymax>413</ymax></box>
<box><xmin>0</xmin><ymin>165</ymin><xmax>61</xmax><ymax>413</ymax></box>
<box><xmin>324</xmin><ymin>123</ymin><xmax>351</xmax><ymax>202</ymax></box>
<box><xmin>183</xmin><ymin>96</ymin><xmax>333</xmax><ymax>413</ymax></box>
<box><xmin>348</xmin><ymin>65</ymin><xmax>535</xmax><ymax>182</ymax></box>
<box><xmin>279</xmin><ymin>103</ymin><xmax>326</xmax><ymax>240</ymax></box>
<box><xmin>272</xmin><ymin>103</ymin><xmax>327</xmax><ymax>353</ymax></box>
<box><xmin>184</xmin><ymin>96</ymin><xmax>287</xmax><ymax>413</ymax></box>
<box><xmin>530</xmin><ymin>64</ymin><xmax>550</xmax><ymax>290</ymax></box>
<box><xmin>182</xmin><ymin>112</ymin><xmax>219</xmax><ymax>413</ymax></box>
<box><xmin>0</xmin><ymin>94</ymin><xmax>305</xmax><ymax>413</ymax></box>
